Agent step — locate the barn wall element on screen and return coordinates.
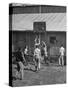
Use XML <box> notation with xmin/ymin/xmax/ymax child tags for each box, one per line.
<box><xmin>12</xmin><ymin>31</ymin><xmax>35</xmax><ymax>52</ymax></box>
<box><xmin>12</xmin><ymin>31</ymin><xmax>66</xmax><ymax>56</ymax></box>
<box><xmin>12</xmin><ymin>31</ymin><xmax>26</xmax><ymax>50</ymax></box>
<box><xmin>46</xmin><ymin>32</ymin><xmax>66</xmax><ymax>56</ymax></box>
<box><xmin>11</xmin><ymin>5</ymin><xmax>66</xmax><ymax>56</ymax></box>
<box><xmin>46</xmin><ymin>32</ymin><xmax>66</xmax><ymax>47</ymax></box>
<box><xmin>12</xmin><ymin>13</ymin><xmax>66</xmax><ymax>31</ymax></box>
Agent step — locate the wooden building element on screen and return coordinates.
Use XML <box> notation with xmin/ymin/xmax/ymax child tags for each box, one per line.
<box><xmin>9</xmin><ymin>4</ymin><xmax>66</xmax><ymax>56</ymax></box>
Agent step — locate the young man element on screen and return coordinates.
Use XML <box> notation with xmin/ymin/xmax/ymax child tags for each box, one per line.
<box><xmin>41</xmin><ymin>41</ymin><xmax>48</xmax><ymax>64</ymax></box>
<box><xmin>43</xmin><ymin>41</ymin><xmax>48</xmax><ymax>57</ymax></box>
<box><xmin>59</xmin><ymin>45</ymin><xmax>65</xmax><ymax>66</ymax></box>
<box><xmin>24</xmin><ymin>46</ymin><xmax>29</xmax><ymax>64</ymax></box>
<box><xmin>16</xmin><ymin>48</ymin><xmax>24</xmax><ymax>80</ymax></box>
<box><xmin>34</xmin><ymin>45</ymin><xmax>41</xmax><ymax>71</ymax></box>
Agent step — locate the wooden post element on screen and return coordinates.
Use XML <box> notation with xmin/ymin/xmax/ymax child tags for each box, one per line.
<box><xmin>39</xmin><ymin>33</ymin><xmax>41</xmax><ymax>45</ymax></box>
<box><xmin>39</xmin><ymin>5</ymin><xmax>41</xmax><ymax>46</ymax></box>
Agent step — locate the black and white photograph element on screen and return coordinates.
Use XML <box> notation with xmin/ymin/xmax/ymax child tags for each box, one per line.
<box><xmin>9</xmin><ymin>3</ymin><xmax>66</xmax><ymax>87</ymax></box>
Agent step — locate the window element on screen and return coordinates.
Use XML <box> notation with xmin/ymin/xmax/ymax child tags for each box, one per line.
<box><xmin>33</xmin><ymin>22</ymin><xmax>46</xmax><ymax>32</ymax></box>
<box><xmin>50</xmin><ymin>36</ymin><xmax>56</xmax><ymax>44</ymax></box>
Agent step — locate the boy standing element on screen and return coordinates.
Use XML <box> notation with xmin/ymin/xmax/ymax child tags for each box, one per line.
<box><xmin>59</xmin><ymin>45</ymin><xmax>65</xmax><ymax>66</ymax></box>
<box><xmin>34</xmin><ymin>45</ymin><xmax>41</xmax><ymax>71</ymax></box>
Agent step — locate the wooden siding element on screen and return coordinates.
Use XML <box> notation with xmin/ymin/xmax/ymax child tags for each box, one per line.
<box><xmin>12</xmin><ymin>13</ymin><xmax>66</xmax><ymax>31</ymax></box>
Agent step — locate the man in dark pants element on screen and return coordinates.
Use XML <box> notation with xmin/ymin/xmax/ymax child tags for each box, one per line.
<box><xmin>34</xmin><ymin>45</ymin><xmax>41</xmax><ymax>71</ymax></box>
<box><xmin>15</xmin><ymin>48</ymin><xmax>24</xmax><ymax>80</ymax></box>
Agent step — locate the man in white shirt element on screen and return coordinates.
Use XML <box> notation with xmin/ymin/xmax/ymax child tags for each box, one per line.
<box><xmin>59</xmin><ymin>45</ymin><xmax>65</xmax><ymax>66</ymax></box>
<box><xmin>34</xmin><ymin>45</ymin><xmax>41</xmax><ymax>71</ymax></box>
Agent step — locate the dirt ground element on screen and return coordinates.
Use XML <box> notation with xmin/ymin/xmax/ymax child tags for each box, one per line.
<box><xmin>12</xmin><ymin>63</ymin><xmax>66</xmax><ymax>87</ymax></box>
